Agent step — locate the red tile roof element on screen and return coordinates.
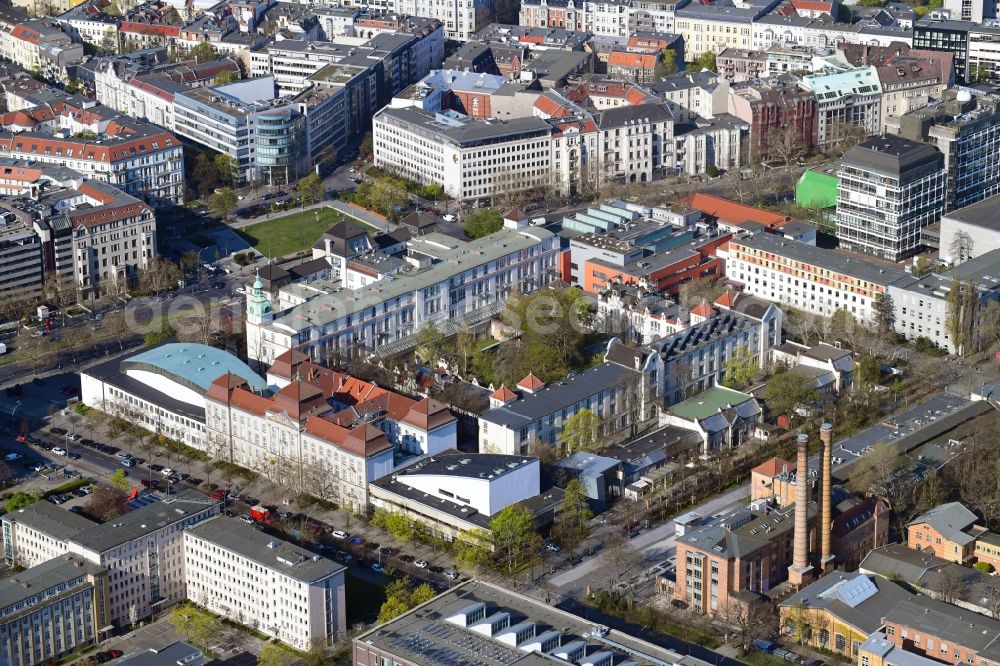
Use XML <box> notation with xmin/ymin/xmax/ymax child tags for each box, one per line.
<box><xmin>491</xmin><ymin>385</ymin><xmax>517</xmax><ymax>401</ymax></box>
<box><xmin>690</xmin><ymin>302</ymin><xmax>716</xmax><ymax>318</ymax></box>
<box><xmin>752</xmin><ymin>457</ymin><xmax>794</xmax><ymax>477</ymax></box>
<box><xmin>681</xmin><ymin>193</ymin><xmax>788</xmax><ymax>229</ymax></box>
<box><xmin>517</xmin><ymin>373</ymin><xmax>545</xmax><ymax>391</ymax></box>
<box><xmin>608</xmin><ymin>51</ymin><xmax>658</xmax><ymax>69</ymax></box>
<box><xmin>714</xmin><ymin>291</ymin><xmax>736</xmax><ymax>308</ymax></box>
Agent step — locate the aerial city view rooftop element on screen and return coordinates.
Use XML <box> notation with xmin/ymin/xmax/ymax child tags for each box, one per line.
<box><xmin>2</xmin><ymin>0</ymin><xmax>1000</xmax><ymax>662</ymax></box>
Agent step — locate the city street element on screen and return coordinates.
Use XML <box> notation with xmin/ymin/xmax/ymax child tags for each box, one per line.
<box><xmin>546</xmin><ymin>485</ymin><xmax>749</xmax><ymax>598</ymax></box>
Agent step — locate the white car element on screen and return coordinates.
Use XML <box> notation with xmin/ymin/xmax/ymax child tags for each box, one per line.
<box><xmin>331</xmin><ymin>530</ymin><xmax>348</xmax><ymax>540</ymax></box>
<box><xmin>414</xmin><ymin>560</ymin><xmax>428</xmax><ymax>569</ymax></box>
<box><xmin>161</xmin><ymin>468</ymin><xmax>176</xmax><ymax>477</ymax></box>
<box><xmin>67</xmin><ymin>433</ymin><xmax>80</xmax><ymax>441</ymax></box>
<box><xmin>443</xmin><ymin>570</ymin><xmax>458</xmax><ymax>580</ymax></box>
<box><xmin>4</xmin><ymin>453</ymin><xmax>21</xmax><ymax>461</ymax></box>
<box><xmin>51</xmin><ymin>447</ymin><xmax>66</xmax><ymax>456</ymax></box>
<box><xmin>442</xmin><ymin>214</ymin><xmax>456</xmax><ymax>222</ymax></box>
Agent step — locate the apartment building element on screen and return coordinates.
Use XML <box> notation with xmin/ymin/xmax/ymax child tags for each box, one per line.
<box><xmin>801</xmin><ymin>67</ymin><xmax>882</xmax><ymax>149</ymax></box>
<box><xmin>184</xmin><ymin>516</ymin><xmax>346</xmax><ymax>650</ymax></box>
<box><xmin>725</xmin><ymin>233</ymin><xmax>907</xmax><ymax>323</ymax></box>
<box><xmin>0</xmin><ymin>555</ymin><xmax>110</xmax><ymax>666</ymax></box>
<box><xmin>174</xmin><ymin>77</ymin><xmax>306</xmax><ymax>187</ymax></box>
<box><xmin>1</xmin><ymin>494</ymin><xmax>220</xmax><ymax>626</ymax></box>
<box><xmin>752</xmin><ymin>13</ymin><xmax>913</xmax><ymax>52</ymax></box>
<box><xmin>518</xmin><ymin>0</ymin><xmax>589</xmax><ymax>32</ymax></box>
<box><xmin>67</xmin><ymin>180</ymin><xmax>156</xmax><ymax>296</ymax></box>
<box><xmin>727</xmin><ymin>78</ymin><xmax>818</xmax><ymax>159</ymax></box>
<box><xmin>206</xmin><ymin>349</ymin><xmax>457</xmax><ymax>510</ymax></box>
<box><xmin>887</xmin><ymin>87</ymin><xmax>1000</xmax><ymax>213</ymax></box>
<box><xmin>1</xmin><ymin>20</ymin><xmax>83</xmax><ymax>83</ymax></box>
<box><xmin>0</xmin><ymin>115</ymin><xmax>184</xmax><ymax>206</ymax></box>
<box><xmin>246</xmin><ymin>225</ymin><xmax>559</xmax><ymax>364</ymax></box>
<box><xmin>478</xmin><ymin>364</ymin><xmax>646</xmax><ymax>455</ymax></box>
<box><xmin>837</xmin><ymin>135</ymin><xmax>945</xmax><ymax>261</ymax></box>
<box><xmin>673</xmin><ymin>0</ymin><xmax>780</xmax><ymax>62</ymax></box>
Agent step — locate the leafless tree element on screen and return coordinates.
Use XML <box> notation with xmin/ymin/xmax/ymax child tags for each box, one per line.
<box><xmin>929</xmin><ymin>566</ymin><xmax>968</xmax><ymax>605</ymax></box>
<box><xmin>598</xmin><ymin>534</ymin><xmax>646</xmax><ymax>608</ymax></box>
<box><xmin>723</xmin><ymin>596</ymin><xmax>778</xmax><ymax>653</ymax></box>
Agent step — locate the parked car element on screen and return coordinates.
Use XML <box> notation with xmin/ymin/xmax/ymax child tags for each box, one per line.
<box><xmin>399</xmin><ymin>554</ymin><xmax>415</xmax><ymax>563</ymax></box>
<box><xmin>4</xmin><ymin>453</ymin><xmax>21</xmax><ymax>461</ymax></box>
<box><xmin>414</xmin><ymin>560</ymin><xmax>428</xmax><ymax>569</ymax></box>
<box><xmin>335</xmin><ymin>551</ymin><xmax>353</xmax><ymax>563</ymax></box>
<box><xmin>160</xmin><ymin>467</ymin><xmax>175</xmax><ymax>477</ymax></box>
<box><xmin>210</xmin><ymin>489</ymin><xmax>227</xmax><ymax>501</ymax></box>
<box><xmin>371</xmin><ymin>563</ymin><xmax>385</xmax><ymax>573</ymax></box>
<box><xmin>49</xmin><ymin>427</ymin><xmax>67</xmax><ymax>436</ymax></box>
<box><xmin>51</xmin><ymin>447</ymin><xmax>66</xmax><ymax>456</ymax></box>
<box><xmin>544</xmin><ymin>541</ymin><xmax>561</xmax><ymax>553</ymax></box>
<box><xmin>350</xmin><ymin>536</ymin><xmax>364</xmax><ymax>545</ymax></box>
<box><xmin>331</xmin><ymin>530</ymin><xmax>348</xmax><ymax>540</ymax></box>
<box><xmin>443</xmin><ymin>570</ymin><xmax>458</xmax><ymax>580</ymax></box>
<box><xmin>240</xmin><ymin>514</ymin><xmax>254</xmax><ymax>524</ymax></box>
<box><xmin>121</xmin><ymin>457</ymin><xmax>134</xmax><ymax>467</ymax></box>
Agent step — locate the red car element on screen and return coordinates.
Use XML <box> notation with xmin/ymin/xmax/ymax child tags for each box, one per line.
<box><xmin>210</xmin><ymin>489</ymin><xmax>227</xmax><ymax>501</ymax></box>
<box><xmin>15</xmin><ymin>434</ymin><xmax>26</xmax><ymax>442</ymax></box>
<box><xmin>106</xmin><ymin>650</ymin><xmax>123</xmax><ymax>658</ymax></box>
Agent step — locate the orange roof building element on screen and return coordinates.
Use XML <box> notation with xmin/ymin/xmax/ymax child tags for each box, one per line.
<box><xmin>681</xmin><ymin>193</ymin><xmax>790</xmax><ymax>230</ymax></box>
<box><xmin>206</xmin><ymin>352</ymin><xmax>458</xmax><ymax>511</ymax></box>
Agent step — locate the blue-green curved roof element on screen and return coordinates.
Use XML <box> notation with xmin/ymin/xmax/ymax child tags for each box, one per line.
<box><xmin>121</xmin><ymin>343</ymin><xmax>266</xmax><ymax>394</ymax></box>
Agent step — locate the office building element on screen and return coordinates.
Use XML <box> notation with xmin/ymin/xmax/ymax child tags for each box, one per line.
<box><xmin>353</xmin><ymin>579</ymin><xmax>720</xmax><ymax>666</ymax></box>
<box><xmin>174</xmin><ymin>77</ymin><xmax>306</xmax><ymax>187</ymax></box>
<box><xmin>0</xmin><ymin>209</ymin><xmax>43</xmax><ymax>302</ymax></box>
<box><xmin>1</xmin><ymin>494</ymin><xmax>220</xmax><ymax>626</ymax></box>
<box><xmin>373</xmin><ymin>105</ymin><xmax>554</xmax><ymax>202</ymax></box>
<box><xmin>778</xmin><ymin>573</ymin><xmax>912</xmax><ymax>657</ymax></box>
<box><xmin>81</xmin><ymin>342</ymin><xmax>267</xmax><ymax>449</ymax></box>
<box><xmin>887</xmin><ymin>87</ymin><xmax>1000</xmax><ymax>213</ymax></box>
<box><xmin>478</xmin><ymin>365</ymin><xmax>647</xmax><ymax>455</ymax></box>
<box><xmin>837</xmin><ymin>134</ymin><xmax>946</xmax><ymax>261</ymax></box>
<box><xmin>0</xmin><ymin>555</ymin><xmax>110</xmax><ymax>666</ymax></box>
<box><xmin>184</xmin><ymin>516</ymin><xmax>346</xmax><ymax>650</ymax></box>
<box><xmin>725</xmin><ymin>233</ymin><xmax>907</xmax><ymax>322</ymax></box>
<box><xmin>245</xmin><ymin>226</ymin><xmax>560</xmax><ymax>364</ymax></box>
<box><xmin>370</xmin><ymin>451</ymin><xmax>562</xmax><ymax>540</ymax></box>
<box><xmin>913</xmin><ymin>18</ymin><xmax>973</xmax><ymax>83</ymax></box>
<box><xmin>206</xmin><ymin>349</ymin><xmax>457</xmax><ymax>511</ymax></box>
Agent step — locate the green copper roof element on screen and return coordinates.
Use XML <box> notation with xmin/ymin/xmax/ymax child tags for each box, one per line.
<box><xmin>121</xmin><ymin>343</ymin><xmax>266</xmax><ymax>393</ymax></box>
<box><xmin>667</xmin><ymin>386</ymin><xmax>753</xmax><ymax>420</ymax></box>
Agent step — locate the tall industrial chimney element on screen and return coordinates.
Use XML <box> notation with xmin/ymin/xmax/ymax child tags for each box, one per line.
<box><xmin>820</xmin><ymin>422</ymin><xmax>834</xmax><ymax>571</ymax></box>
<box><xmin>788</xmin><ymin>433</ymin><xmax>814</xmax><ymax>587</ymax></box>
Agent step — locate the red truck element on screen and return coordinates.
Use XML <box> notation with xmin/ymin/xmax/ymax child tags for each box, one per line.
<box><xmin>250</xmin><ymin>505</ymin><xmax>272</xmax><ymax>525</ymax></box>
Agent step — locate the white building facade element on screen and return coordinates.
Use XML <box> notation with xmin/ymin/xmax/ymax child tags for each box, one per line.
<box><xmin>184</xmin><ymin>516</ymin><xmax>347</xmax><ymax>650</ymax></box>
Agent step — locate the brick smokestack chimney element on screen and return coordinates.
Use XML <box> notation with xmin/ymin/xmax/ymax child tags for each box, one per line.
<box><xmin>788</xmin><ymin>433</ymin><xmax>814</xmax><ymax>587</ymax></box>
<box><xmin>820</xmin><ymin>422</ymin><xmax>834</xmax><ymax>571</ymax></box>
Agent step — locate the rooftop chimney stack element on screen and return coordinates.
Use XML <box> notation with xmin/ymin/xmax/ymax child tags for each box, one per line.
<box><xmin>788</xmin><ymin>433</ymin><xmax>814</xmax><ymax>587</ymax></box>
<box><xmin>820</xmin><ymin>422</ymin><xmax>835</xmax><ymax>571</ymax></box>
